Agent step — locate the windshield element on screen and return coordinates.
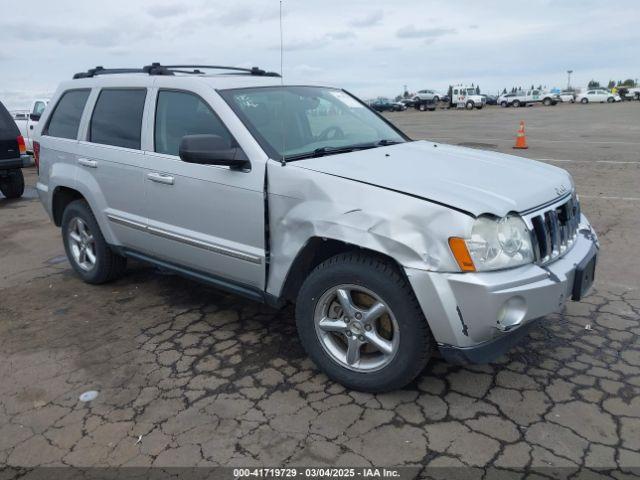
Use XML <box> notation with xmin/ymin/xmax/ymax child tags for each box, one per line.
<box><xmin>466</xmin><ymin>88</ymin><xmax>476</xmax><ymax>95</ymax></box>
<box><xmin>220</xmin><ymin>86</ymin><xmax>406</xmax><ymax>160</ymax></box>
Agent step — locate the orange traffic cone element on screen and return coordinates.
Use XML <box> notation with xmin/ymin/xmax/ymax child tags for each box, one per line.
<box><xmin>514</xmin><ymin>121</ymin><xmax>528</xmax><ymax>149</ymax></box>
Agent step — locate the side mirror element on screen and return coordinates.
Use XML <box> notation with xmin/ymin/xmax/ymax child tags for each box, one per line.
<box><xmin>178</xmin><ymin>134</ymin><xmax>250</xmax><ymax>170</ymax></box>
<box><xmin>29</xmin><ymin>113</ymin><xmax>41</xmax><ymax>121</ymax></box>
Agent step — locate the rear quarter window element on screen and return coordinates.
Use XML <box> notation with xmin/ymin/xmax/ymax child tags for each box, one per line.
<box><xmin>44</xmin><ymin>90</ymin><xmax>91</xmax><ymax>140</ymax></box>
<box><xmin>89</xmin><ymin>89</ymin><xmax>146</xmax><ymax>149</ymax></box>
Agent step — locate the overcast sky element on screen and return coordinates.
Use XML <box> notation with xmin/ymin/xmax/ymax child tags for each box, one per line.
<box><xmin>1</xmin><ymin>0</ymin><xmax>638</xmax><ymax>110</ymax></box>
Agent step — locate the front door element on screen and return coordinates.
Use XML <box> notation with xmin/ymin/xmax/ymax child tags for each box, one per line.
<box><xmin>143</xmin><ymin>87</ymin><xmax>266</xmax><ymax>290</ymax></box>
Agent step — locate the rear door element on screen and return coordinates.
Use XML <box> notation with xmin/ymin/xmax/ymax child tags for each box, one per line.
<box><xmin>143</xmin><ymin>81</ymin><xmax>266</xmax><ymax>290</ymax></box>
<box><xmin>76</xmin><ymin>82</ymin><xmax>153</xmax><ymax>252</ymax></box>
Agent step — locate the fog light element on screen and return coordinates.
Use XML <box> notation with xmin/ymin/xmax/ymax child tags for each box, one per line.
<box><xmin>496</xmin><ymin>296</ymin><xmax>527</xmax><ymax>332</ymax></box>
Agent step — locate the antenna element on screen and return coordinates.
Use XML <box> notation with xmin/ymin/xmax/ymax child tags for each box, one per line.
<box><xmin>279</xmin><ymin>0</ymin><xmax>286</xmax><ymax>166</ymax></box>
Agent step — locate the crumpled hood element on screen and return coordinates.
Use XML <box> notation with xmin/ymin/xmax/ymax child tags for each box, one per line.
<box><xmin>293</xmin><ymin>140</ymin><xmax>573</xmax><ymax>217</ymax></box>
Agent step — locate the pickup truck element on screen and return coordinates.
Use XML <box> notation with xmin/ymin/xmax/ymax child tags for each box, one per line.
<box><xmin>15</xmin><ymin>99</ymin><xmax>48</xmax><ymax>153</ymax></box>
<box><xmin>498</xmin><ymin>90</ymin><xmax>559</xmax><ymax>107</ymax></box>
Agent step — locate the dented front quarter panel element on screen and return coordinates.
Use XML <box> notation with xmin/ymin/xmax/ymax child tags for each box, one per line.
<box><xmin>266</xmin><ymin>159</ymin><xmax>474</xmax><ymax>296</ymax></box>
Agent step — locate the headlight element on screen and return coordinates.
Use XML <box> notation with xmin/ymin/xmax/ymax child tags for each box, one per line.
<box><xmin>449</xmin><ymin>214</ymin><xmax>534</xmax><ymax>272</ymax></box>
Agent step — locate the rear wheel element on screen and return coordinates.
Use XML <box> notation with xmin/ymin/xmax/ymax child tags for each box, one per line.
<box><xmin>295</xmin><ymin>253</ymin><xmax>433</xmax><ymax>392</ymax></box>
<box><xmin>581</xmin><ymin>98</ymin><xmax>588</xmax><ymax>104</ymax></box>
<box><xmin>62</xmin><ymin>200</ymin><xmax>127</xmax><ymax>284</ymax></box>
<box><xmin>501</xmin><ymin>101</ymin><xmax>508</xmax><ymax>107</ymax></box>
<box><xmin>512</xmin><ymin>100</ymin><xmax>521</xmax><ymax>108</ymax></box>
<box><xmin>543</xmin><ymin>97</ymin><xmax>552</xmax><ymax>106</ymax></box>
<box><xmin>0</xmin><ymin>170</ymin><xmax>24</xmax><ymax>199</ymax></box>
<box><xmin>607</xmin><ymin>96</ymin><xmax>614</xmax><ymax>103</ymax></box>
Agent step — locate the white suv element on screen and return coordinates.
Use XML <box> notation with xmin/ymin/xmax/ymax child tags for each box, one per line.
<box><xmin>34</xmin><ymin>63</ymin><xmax>599</xmax><ymax>392</ymax></box>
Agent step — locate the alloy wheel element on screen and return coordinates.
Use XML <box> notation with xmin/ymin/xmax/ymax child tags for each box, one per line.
<box><xmin>313</xmin><ymin>284</ymin><xmax>399</xmax><ymax>372</ymax></box>
<box><xmin>68</xmin><ymin>217</ymin><xmax>97</xmax><ymax>271</ymax></box>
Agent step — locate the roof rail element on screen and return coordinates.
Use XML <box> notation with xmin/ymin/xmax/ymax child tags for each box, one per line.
<box><xmin>73</xmin><ymin>62</ymin><xmax>280</xmax><ymax>79</ymax></box>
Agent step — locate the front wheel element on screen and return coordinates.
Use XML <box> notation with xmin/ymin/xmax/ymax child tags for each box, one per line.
<box><xmin>512</xmin><ymin>100</ymin><xmax>521</xmax><ymax>108</ymax></box>
<box><xmin>0</xmin><ymin>170</ymin><xmax>25</xmax><ymax>199</ymax></box>
<box><xmin>581</xmin><ymin>98</ymin><xmax>588</xmax><ymax>104</ymax></box>
<box><xmin>543</xmin><ymin>98</ymin><xmax>552</xmax><ymax>106</ymax></box>
<box><xmin>295</xmin><ymin>253</ymin><xmax>433</xmax><ymax>392</ymax></box>
<box><xmin>501</xmin><ymin>101</ymin><xmax>508</xmax><ymax>107</ymax></box>
<box><xmin>607</xmin><ymin>96</ymin><xmax>614</xmax><ymax>103</ymax></box>
<box><xmin>62</xmin><ymin>200</ymin><xmax>127</xmax><ymax>284</ymax></box>
<box><xmin>465</xmin><ymin>101</ymin><xmax>475</xmax><ymax>110</ymax></box>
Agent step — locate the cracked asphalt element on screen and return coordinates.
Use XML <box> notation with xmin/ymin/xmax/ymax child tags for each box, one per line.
<box><xmin>1</xmin><ymin>103</ymin><xmax>639</xmax><ymax>476</ymax></box>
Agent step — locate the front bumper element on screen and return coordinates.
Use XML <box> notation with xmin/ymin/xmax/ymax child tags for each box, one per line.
<box><xmin>405</xmin><ymin>215</ymin><xmax>598</xmax><ymax>363</ymax></box>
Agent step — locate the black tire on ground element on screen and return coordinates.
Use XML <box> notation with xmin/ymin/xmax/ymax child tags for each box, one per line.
<box><xmin>543</xmin><ymin>98</ymin><xmax>552</xmax><ymax>106</ymax></box>
<box><xmin>501</xmin><ymin>101</ymin><xmax>508</xmax><ymax>107</ymax></box>
<box><xmin>607</xmin><ymin>96</ymin><xmax>614</xmax><ymax>103</ymax></box>
<box><xmin>465</xmin><ymin>101</ymin><xmax>474</xmax><ymax>110</ymax></box>
<box><xmin>0</xmin><ymin>170</ymin><xmax>25</xmax><ymax>199</ymax></box>
<box><xmin>295</xmin><ymin>253</ymin><xmax>434</xmax><ymax>392</ymax></box>
<box><xmin>581</xmin><ymin>98</ymin><xmax>588</xmax><ymax>104</ymax></box>
<box><xmin>418</xmin><ymin>103</ymin><xmax>427</xmax><ymax>111</ymax></box>
<box><xmin>433</xmin><ymin>96</ymin><xmax>439</xmax><ymax>103</ymax></box>
<box><xmin>513</xmin><ymin>100</ymin><xmax>521</xmax><ymax>108</ymax></box>
<box><xmin>476</xmin><ymin>105</ymin><xmax>483</xmax><ymax>110</ymax></box>
<box><xmin>61</xmin><ymin>199</ymin><xmax>127</xmax><ymax>284</ymax></box>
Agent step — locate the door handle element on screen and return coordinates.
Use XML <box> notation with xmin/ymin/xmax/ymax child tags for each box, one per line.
<box><xmin>78</xmin><ymin>158</ymin><xmax>98</xmax><ymax>168</ymax></box>
<box><xmin>147</xmin><ymin>172</ymin><xmax>175</xmax><ymax>185</ymax></box>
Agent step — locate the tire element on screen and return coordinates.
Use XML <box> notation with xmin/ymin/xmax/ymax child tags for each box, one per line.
<box><xmin>0</xmin><ymin>170</ymin><xmax>25</xmax><ymax>199</ymax></box>
<box><xmin>581</xmin><ymin>98</ymin><xmax>588</xmax><ymax>104</ymax></box>
<box><xmin>433</xmin><ymin>96</ymin><xmax>439</xmax><ymax>103</ymax></box>
<box><xmin>543</xmin><ymin>98</ymin><xmax>552</xmax><ymax>106</ymax></box>
<box><xmin>607</xmin><ymin>96</ymin><xmax>614</xmax><ymax>103</ymax></box>
<box><xmin>635</xmin><ymin>94</ymin><xmax>640</xmax><ymax>101</ymax></box>
<box><xmin>295</xmin><ymin>253</ymin><xmax>433</xmax><ymax>392</ymax></box>
<box><xmin>418</xmin><ymin>103</ymin><xmax>427</xmax><ymax>112</ymax></box>
<box><xmin>61</xmin><ymin>199</ymin><xmax>127</xmax><ymax>284</ymax></box>
<box><xmin>476</xmin><ymin>105</ymin><xmax>483</xmax><ymax>110</ymax></box>
<box><xmin>465</xmin><ymin>101</ymin><xmax>474</xmax><ymax>110</ymax></box>
<box><xmin>501</xmin><ymin>101</ymin><xmax>508</xmax><ymax>107</ymax></box>
<box><xmin>512</xmin><ymin>100</ymin><xmax>521</xmax><ymax>108</ymax></box>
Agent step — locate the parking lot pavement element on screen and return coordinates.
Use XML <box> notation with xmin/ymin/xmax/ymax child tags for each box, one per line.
<box><xmin>1</xmin><ymin>103</ymin><xmax>639</xmax><ymax>474</ymax></box>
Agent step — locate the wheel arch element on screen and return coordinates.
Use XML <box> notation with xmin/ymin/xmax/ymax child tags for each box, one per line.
<box><xmin>52</xmin><ymin>186</ymin><xmax>85</xmax><ymax>226</ymax></box>
<box><xmin>279</xmin><ymin>237</ymin><xmax>408</xmax><ymax>303</ymax></box>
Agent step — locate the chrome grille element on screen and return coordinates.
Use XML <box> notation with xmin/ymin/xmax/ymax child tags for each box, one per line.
<box><xmin>528</xmin><ymin>195</ymin><xmax>580</xmax><ymax>264</ymax></box>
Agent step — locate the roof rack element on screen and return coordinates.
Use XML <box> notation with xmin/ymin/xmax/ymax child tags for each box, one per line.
<box><xmin>73</xmin><ymin>62</ymin><xmax>280</xmax><ymax>79</ymax></box>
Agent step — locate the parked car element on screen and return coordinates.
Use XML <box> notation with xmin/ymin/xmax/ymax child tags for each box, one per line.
<box><xmin>14</xmin><ymin>99</ymin><xmax>49</xmax><ymax>152</ymax></box>
<box><xmin>499</xmin><ymin>90</ymin><xmax>560</xmax><ymax>107</ymax></box>
<box><xmin>35</xmin><ymin>63</ymin><xmax>599</xmax><ymax>392</ymax></box>
<box><xmin>413</xmin><ymin>89</ymin><xmax>445</xmax><ymax>103</ymax></box>
<box><xmin>370</xmin><ymin>98</ymin><xmax>405</xmax><ymax>112</ymax></box>
<box><xmin>481</xmin><ymin>94</ymin><xmax>498</xmax><ymax>105</ymax></box>
<box><xmin>621</xmin><ymin>87</ymin><xmax>640</xmax><ymax>101</ymax></box>
<box><xmin>0</xmin><ymin>100</ymin><xmax>31</xmax><ymax>198</ymax></box>
<box><xmin>575</xmin><ymin>89</ymin><xmax>621</xmax><ymax>103</ymax></box>
<box><xmin>399</xmin><ymin>98</ymin><xmax>416</xmax><ymax>108</ymax></box>
<box><xmin>450</xmin><ymin>86</ymin><xmax>485</xmax><ymax>109</ymax></box>
<box><xmin>558</xmin><ymin>91</ymin><xmax>575</xmax><ymax>103</ymax></box>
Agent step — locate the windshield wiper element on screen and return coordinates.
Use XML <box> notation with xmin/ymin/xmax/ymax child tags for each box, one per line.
<box><xmin>284</xmin><ymin>140</ymin><xmax>404</xmax><ymax>161</ymax></box>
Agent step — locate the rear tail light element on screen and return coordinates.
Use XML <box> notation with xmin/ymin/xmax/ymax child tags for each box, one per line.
<box><xmin>17</xmin><ymin>135</ymin><xmax>26</xmax><ymax>155</ymax></box>
<box><xmin>33</xmin><ymin>141</ymin><xmax>40</xmax><ymax>173</ymax></box>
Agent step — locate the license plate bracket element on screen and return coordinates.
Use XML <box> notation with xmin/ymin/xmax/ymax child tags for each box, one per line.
<box><xmin>572</xmin><ymin>246</ymin><xmax>597</xmax><ymax>301</ymax></box>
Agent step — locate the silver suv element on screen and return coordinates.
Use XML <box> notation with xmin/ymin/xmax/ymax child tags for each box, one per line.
<box><xmin>35</xmin><ymin>63</ymin><xmax>599</xmax><ymax>392</ymax></box>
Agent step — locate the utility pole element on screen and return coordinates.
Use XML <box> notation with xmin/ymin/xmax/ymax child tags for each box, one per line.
<box><xmin>567</xmin><ymin>70</ymin><xmax>573</xmax><ymax>90</ymax></box>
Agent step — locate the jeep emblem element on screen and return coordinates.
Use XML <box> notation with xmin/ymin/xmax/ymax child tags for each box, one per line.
<box><xmin>555</xmin><ymin>184</ymin><xmax>567</xmax><ymax>195</ymax></box>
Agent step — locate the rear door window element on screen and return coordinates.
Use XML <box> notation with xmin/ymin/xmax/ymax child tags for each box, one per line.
<box><xmin>44</xmin><ymin>89</ymin><xmax>90</xmax><ymax>140</ymax></box>
<box><xmin>90</xmin><ymin>89</ymin><xmax>146</xmax><ymax>149</ymax></box>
